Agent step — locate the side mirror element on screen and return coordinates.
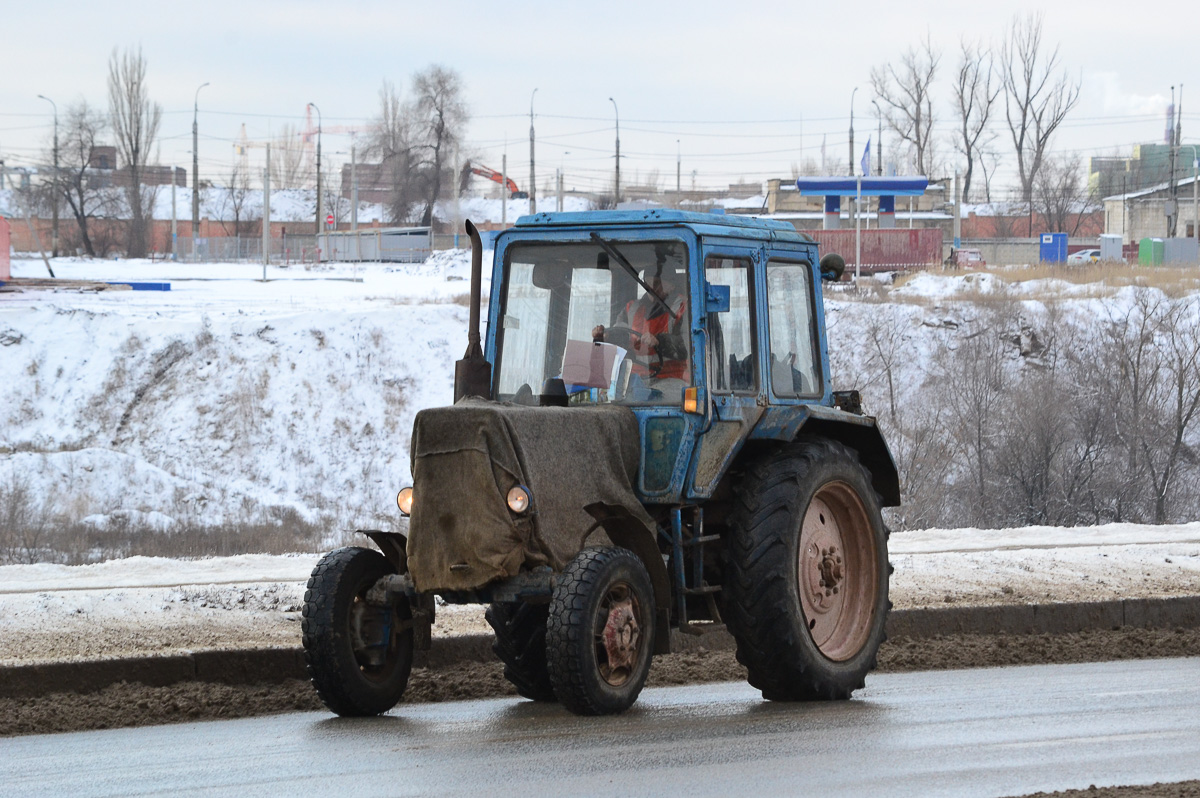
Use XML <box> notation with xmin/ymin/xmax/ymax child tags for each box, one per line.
<box><xmin>704</xmin><ymin>284</ymin><xmax>731</xmax><ymax>313</ymax></box>
<box><xmin>819</xmin><ymin>253</ymin><xmax>846</xmax><ymax>282</ymax></box>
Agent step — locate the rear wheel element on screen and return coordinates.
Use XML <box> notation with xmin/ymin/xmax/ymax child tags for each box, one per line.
<box><xmin>302</xmin><ymin>546</ymin><xmax>414</xmax><ymax>716</ymax></box>
<box><xmin>486</xmin><ymin>601</ymin><xmax>556</xmax><ymax>701</ymax></box>
<box><xmin>546</xmin><ymin>547</ymin><xmax>655</xmax><ymax>715</ymax></box>
<box><xmin>725</xmin><ymin>438</ymin><xmax>890</xmax><ymax>701</ymax></box>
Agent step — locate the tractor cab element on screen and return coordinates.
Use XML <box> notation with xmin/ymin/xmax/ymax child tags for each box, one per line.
<box><xmin>485</xmin><ymin>210</ymin><xmax>845</xmax><ymax>504</ymax></box>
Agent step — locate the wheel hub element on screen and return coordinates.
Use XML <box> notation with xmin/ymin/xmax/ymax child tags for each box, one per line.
<box><xmin>819</xmin><ymin>546</ymin><xmax>843</xmax><ymax>595</ymax></box>
<box><xmin>602</xmin><ymin>599</ymin><xmax>639</xmax><ymax>673</ymax></box>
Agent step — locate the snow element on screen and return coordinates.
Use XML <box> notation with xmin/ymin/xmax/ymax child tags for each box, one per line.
<box><xmin>1</xmin><ymin>252</ymin><xmax>490</xmax><ymax>531</ymax></box>
<box><xmin>2</xmin><ymin>520</ymin><xmax>1197</xmax><ymax>666</ymax></box>
<box><xmin>2</xmin><ymin>256</ymin><xmax>1196</xmax><ymax>538</ymax></box>
<box><xmin>3</xmin><ymin>256</ymin><xmax>1200</xmax><ymax>664</ymax></box>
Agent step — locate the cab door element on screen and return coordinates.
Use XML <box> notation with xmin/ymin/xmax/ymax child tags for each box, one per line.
<box><xmin>685</xmin><ymin>241</ymin><xmax>765</xmax><ymax>499</ymax></box>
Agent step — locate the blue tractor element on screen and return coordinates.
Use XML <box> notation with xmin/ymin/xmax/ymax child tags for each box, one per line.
<box><xmin>302</xmin><ymin>210</ymin><xmax>899</xmax><ymax>716</ymax></box>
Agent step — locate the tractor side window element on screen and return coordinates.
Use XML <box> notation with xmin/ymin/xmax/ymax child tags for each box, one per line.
<box><xmin>705</xmin><ymin>257</ymin><xmax>755</xmax><ymax>393</ymax></box>
<box><xmin>766</xmin><ymin>261</ymin><xmax>821</xmax><ymax>397</ymax></box>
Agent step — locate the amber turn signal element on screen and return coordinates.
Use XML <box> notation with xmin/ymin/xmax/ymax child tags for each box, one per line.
<box><xmin>683</xmin><ymin>387</ymin><xmax>700</xmax><ymax>414</ymax></box>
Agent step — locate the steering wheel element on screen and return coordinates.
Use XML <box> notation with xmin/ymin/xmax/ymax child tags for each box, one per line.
<box><xmin>600</xmin><ymin>325</ymin><xmax>664</xmax><ymax>377</ymax></box>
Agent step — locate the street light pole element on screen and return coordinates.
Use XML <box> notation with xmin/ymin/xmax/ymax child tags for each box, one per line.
<box><xmin>848</xmin><ymin>87</ymin><xmax>858</xmax><ymax>177</ymax></box>
<box><xmin>1184</xmin><ymin>145</ymin><xmax>1199</xmax><ymax>243</ymax></box>
<box><xmin>609</xmin><ymin>97</ymin><xmax>620</xmax><ymax>206</ymax></box>
<box><xmin>192</xmin><ymin>82</ymin><xmax>209</xmax><ymax>257</ymax></box>
<box><xmin>308</xmin><ymin>102</ymin><xmax>322</xmax><ymax>237</ymax></box>
<box><xmin>529</xmin><ymin>88</ymin><xmax>537</xmax><ymax>215</ymax></box>
<box><xmin>871</xmin><ymin>99</ymin><xmax>883</xmax><ymax>177</ymax></box>
<box><xmin>37</xmin><ymin>94</ymin><xmax>58</xmax><ymax>257</ymax></box>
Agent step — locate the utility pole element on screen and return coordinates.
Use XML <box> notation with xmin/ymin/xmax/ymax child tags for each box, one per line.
<box><xmin>952</xmin><ymin>171</ymin><xmax>962</xmax><ymax>249</ymax></box>
<box><xmin>855</xmin><ymin>173</ymin><xmax>862</xmax><ymax>282</ymax></box>
<box><xmin>1167</xmin><ymin>86</ymin><xmax>1180</xmax><ymax>237</ymax></box>
<box><xmin>171</xmin><ymin>167</ymin><xmax>177</xmax><ymax>260</ymax></box>
<box><xmin>609</xmin><ymin>97</ymin><xmax>620</xmax><ymax>206</ymax></box>
<box><xmin>192</xmin><ymin>82</ymin><xmax>209</xmax><ymax>260</ymax></box>
<box><xmin>529</xmin><ymin>88</ymin><xmax>537</xmax><ymax>215</ymax></box>
<box><xmin>352</xmin><ymin>134</ymin><xmax>361</xmax><ymax>261</ymax></box>
<box><xmin>848</xmin><ymin>87</ymin><xmax>858</xmax><ymax>177</ymax></box>
<box><xmin>350</xmin><ymin>135</ymin><xmax>358</xmax><ymax>233</ymax></box>
<box><xmin>37</xmin><ymin>95</ymin><xmax>59</xmax><ymax>257</ymax></box>
<box><xmin>501</xmin><ymin>152</ymin><xmax>507</xmax><ymax>227</ymax></box>
<box><xmin>676</xmin><ymin>139</ymin><xmax>681</xmax><ymax>195</ymax></box>
<box><xmin>872</xmin><ymin>99</ymin><xmax>882</xmax><ymax>177</ymax></box>
<box><xmin>308</xmin><ymin>102</ymin><xmax>322</xmax><ymax>239</ymax></box>
<box><xmin>262</xmin><ymin>142</ymin><xmax>271</xmax><ymax>276</ymax></box>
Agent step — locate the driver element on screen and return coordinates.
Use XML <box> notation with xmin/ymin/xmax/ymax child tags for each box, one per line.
<box><xmin>591</xmin><ymin>267</ymin><xmax>689</xmax><ymax>383</ymax></box>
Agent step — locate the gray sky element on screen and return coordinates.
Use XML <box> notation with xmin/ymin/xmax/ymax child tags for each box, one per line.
<box><xmin>3</xmin><ymin>0</ymin><xmax>1195</xmax><ymax>198</ymax></box>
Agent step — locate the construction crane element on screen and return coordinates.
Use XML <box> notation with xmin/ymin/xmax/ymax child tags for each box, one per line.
<box><xmin>459</xmin><ymin>160</ymin><xmax>527</xmax><ymax>199</ymax></box>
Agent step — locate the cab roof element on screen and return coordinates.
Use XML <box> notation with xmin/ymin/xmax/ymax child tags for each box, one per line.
<box><xmin>512</xmin><ymin>209</ymin><xmax>813</xmax><ymax>243</ymax></box>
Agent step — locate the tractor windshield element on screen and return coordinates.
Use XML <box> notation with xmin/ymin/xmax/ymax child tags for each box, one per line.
<box><xmin>495</xmin><ymin>239</ymin><xmax>691</xmax><ymax>406</ymax></box>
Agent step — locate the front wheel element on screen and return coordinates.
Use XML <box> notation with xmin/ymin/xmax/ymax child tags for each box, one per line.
<box><xmin>725</xmin><ymin>438</ymin><xmax>890</xmax><ymax>701</ymax></box>
<box><xmin>546</xmin><ymin>547</ymin><xmax>656</xmax><ymax>715</ymax></box>
<box><xmin>302</xmin><ymin>546</ymin><xmax>414</xmax><ymax>716</ymax></box>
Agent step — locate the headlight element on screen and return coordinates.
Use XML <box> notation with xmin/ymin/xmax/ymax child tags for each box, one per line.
<box><xmin>396</xmin><ymin>487</ymin><xmax>413</xmax><ymax>516</ymax></box>
<box><xmin>506</xmin><ymin>485</ymin><xmax>531</xmax><ymax>514</ymax></box>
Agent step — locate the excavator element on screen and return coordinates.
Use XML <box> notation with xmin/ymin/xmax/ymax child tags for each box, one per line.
<box><xmin>458</xmin><ymin>161</ymin><xmax>528</xmax><ymax>199</ymax></box>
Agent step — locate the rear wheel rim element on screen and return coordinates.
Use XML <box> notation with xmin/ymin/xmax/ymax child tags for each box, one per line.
<box><xmin>797</xmin><ymin>481</ymin><xmax>877</xmax><ymax>661</ymax></box>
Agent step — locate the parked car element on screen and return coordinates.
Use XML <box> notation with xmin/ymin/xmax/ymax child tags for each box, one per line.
<box><xmin>945</xmin><ymin>248</ymin><xmax>986</xmax><ymax>268</ymax></box>
<box><xmin>1067</xmin><ymin>249</ymin><xmax>1101</xmax><ymax>264</ymax></box>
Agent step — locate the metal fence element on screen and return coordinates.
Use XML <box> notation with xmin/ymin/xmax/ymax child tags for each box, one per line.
<box><xmin>808</xmin><ymin>229</ymin><xmax>944</xmax><ymax>272</ymax></box>
<box><xmin>176</xmin><ymin>235</ymin><xmax>324</xmax><ymax>265</ymax></box>
<box><xmin>317</xmin><ymin>227</ymin><xmax>431</xmax><ymax>263</ymax></box>
<box><xmin>174</xmin><ymin>228</ymin><xmax>447</xmax><ymax>264</ymax></box>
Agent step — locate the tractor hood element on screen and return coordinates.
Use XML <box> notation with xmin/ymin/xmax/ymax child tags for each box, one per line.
<box><xmin>406</xmin><ymin>398</ymin><xmax>656</xmax><ymax>592</ymax></box>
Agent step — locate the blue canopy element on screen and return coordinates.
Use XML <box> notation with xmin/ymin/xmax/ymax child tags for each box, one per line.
<box><xmin>795</xmin><ymin>177</ymin><xmax>929</xmax><ymax>196</ymax></box>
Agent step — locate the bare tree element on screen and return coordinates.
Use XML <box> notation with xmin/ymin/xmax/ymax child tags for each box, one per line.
<box><xmin>870</xmin><ymin>35</ymin><xmax>940</xmax><ymax>176</ymax></box>
<box><xmin>46</xmin><ymin>101</ymin><xmax>112</xmax><ymax>257</ymax></box>
<box><xmin>411</xmin><ymin>65</ymin><xmax>469</xmax><ymax>228</ymax></box>
<box><xmin>269</xmin><ymin>124</ymin><xmax>306</xmax><ymax>189</ymax></box>
<box><xmin>365</xmin><ymin>80</ymin><xmax>420</xmax><ymax>224</ymax></box>
<box><xmin>934</xmin><ymin>314</ymin><xmax>1010</xmax><ymax>525</ymax></box>
<box><xmin>217</xmin><ymin>162</ymin><xmax>255</xmax><ymax>237</ymax></box>
<box><xmin>953</xmin><ymin>39</ymin><xmax>1000</xmax><ymax>203</ymax></box>
<box><xmin>1001</xmin><ymin>13</ymin><xmax>1081</xmax><ymax>202</ymax></box>
<box><xmin>976</xmin><ymin>145</ymin><xmax>1003</xmax><ymax>204</ymax></box>
<box><xmin>1032</xmin><ymin>152</ymin><xmax>1092</xmax><ymax>235</ymax></box>
<box><xmin>107</xmin><ymin>46</ymin><xmax>162</xmax><ymax>258</ymax></box>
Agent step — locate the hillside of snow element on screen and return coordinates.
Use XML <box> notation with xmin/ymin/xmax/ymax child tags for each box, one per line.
<box><xmin>2</xmin><ymin>254</ymin><xmax>1198</xmax><ymax>560</ymax></box>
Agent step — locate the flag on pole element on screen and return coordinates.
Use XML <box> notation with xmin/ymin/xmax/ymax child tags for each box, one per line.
<box><xmin>861</xmin><ymin>137</ymin><xmax>871</xmax><ymax>177</ymax></box>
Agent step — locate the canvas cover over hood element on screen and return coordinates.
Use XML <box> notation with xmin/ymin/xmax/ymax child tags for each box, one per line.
<box><xmin>405</xmin><ymin>398</ymin><xmax>657</xmax><ymax>592</ymax></box>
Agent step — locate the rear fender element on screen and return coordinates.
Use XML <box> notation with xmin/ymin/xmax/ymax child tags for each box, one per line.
<box><xmin>748</xmin><ymin>406</ymin><xmax>900</xmax><ymax>506</ymax></box>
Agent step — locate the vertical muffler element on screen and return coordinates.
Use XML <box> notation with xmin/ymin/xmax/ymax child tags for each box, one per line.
<box><xmin>453</xmin><ymin>219</ymin><xmax>493</xmax><ymax>402</ymax></box>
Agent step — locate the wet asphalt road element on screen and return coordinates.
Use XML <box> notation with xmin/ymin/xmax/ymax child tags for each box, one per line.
<box><xmin>3</xmin><ymin>657</ymin><xmax>1199</xmax><ymax>798</ymax></box>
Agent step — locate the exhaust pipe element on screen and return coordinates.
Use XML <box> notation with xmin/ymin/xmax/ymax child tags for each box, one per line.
<box><xmin>453</xmin><ymin>219</ymin><xmax>493</xmax><ymax>402</ymax></box>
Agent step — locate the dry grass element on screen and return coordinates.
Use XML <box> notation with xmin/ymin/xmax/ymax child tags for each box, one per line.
<box><xmin>892</xmin><ymin>263</ymin><xmax>1200</xmax><ymax>297</ymax></box>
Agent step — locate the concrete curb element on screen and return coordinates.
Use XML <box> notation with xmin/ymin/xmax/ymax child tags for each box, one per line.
<box><xmin>3</xmin><ymin>597</ymin><xmax>1198</xmax><ymax>701</ymax></box>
